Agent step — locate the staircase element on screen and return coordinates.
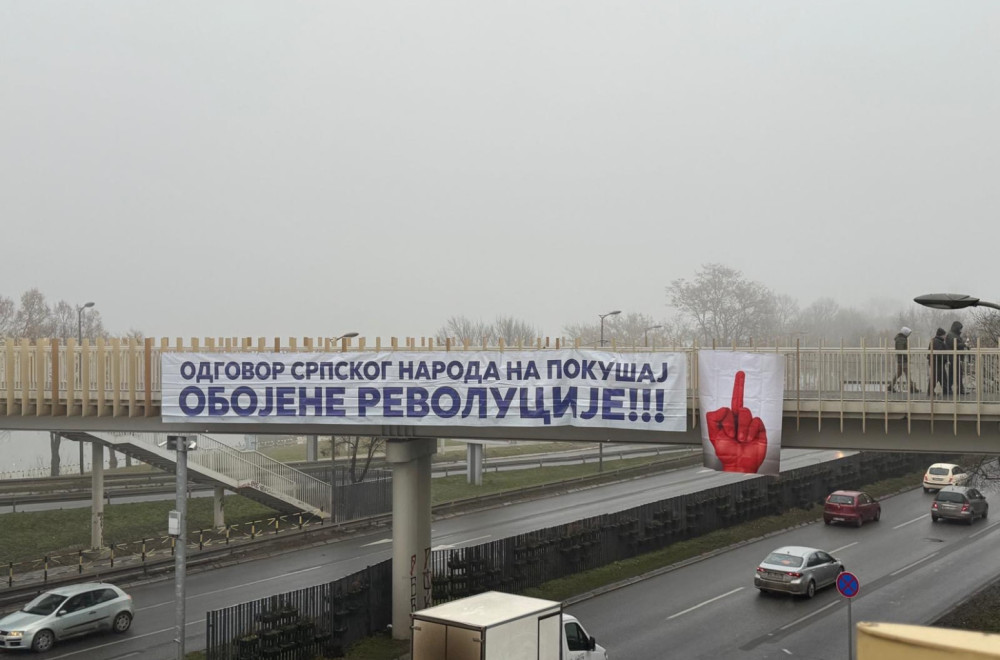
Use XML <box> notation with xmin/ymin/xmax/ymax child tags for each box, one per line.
<box><xmin>62</xmin><ymin>431</ymin><xmax>331</xmax><ymax>519</ymax></box>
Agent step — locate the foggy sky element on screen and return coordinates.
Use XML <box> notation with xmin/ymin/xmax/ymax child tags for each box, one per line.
<box><xmin>2</xmin><ymin>1</ymin><xmax>998</xmax><ymax>340</ymax></box>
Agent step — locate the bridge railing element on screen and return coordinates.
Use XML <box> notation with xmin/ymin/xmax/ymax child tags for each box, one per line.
<box><xmin>100</xmin><ymin>431</ymin><xmax>332</xmax><ymax>513</ymax></box>
<box><xmin>3</xmin><ymin>337</ymin><xmax>1000</xmax><ymax>416</ymax></box>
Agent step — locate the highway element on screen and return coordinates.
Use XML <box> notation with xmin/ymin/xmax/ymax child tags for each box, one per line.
<box><xmin>7</xmin><ymin>448</ymin><xmax>910</xmax><ymax>660</ymax></box>
<box><xmin>567</xmin><ymin>486</ymin><xmax>1000</xmax><ymax>659</ymax></box>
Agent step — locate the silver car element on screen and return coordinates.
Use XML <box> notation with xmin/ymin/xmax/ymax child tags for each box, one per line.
<box><xmin>0</xmin><ymin>582</ymin><xmax>133</xmax><ymax>652</ymax></box>
<box><xmin>754</xmin><ymin>546</ymin><xmax>844</xmax><ymax>598</ymax></box>
<box><xmin>931</xmin><ymin>486</ymin><xmax>989</xmax><ymax>524</ymax></box>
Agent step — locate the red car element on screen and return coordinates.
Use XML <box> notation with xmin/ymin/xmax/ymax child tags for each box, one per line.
<box><xmin>823</xmin><ymin>490</ymin><xmax>881</xmax><ymax>527</ymax></box>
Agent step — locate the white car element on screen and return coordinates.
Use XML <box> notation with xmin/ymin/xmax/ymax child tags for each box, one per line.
<box><xmin>922</xmin><ymin>463</ymin><xmax>969</xmax><ymax>492</ymax></box>
<box><xmin>0</xmin><ymin>582</ymin><xmax>133</xmax><ymax>652</ymax></box>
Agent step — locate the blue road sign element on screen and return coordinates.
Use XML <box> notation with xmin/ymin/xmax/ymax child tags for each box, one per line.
<box><xmin>837</xmin><ymin>571</ymin><xmax>860</xmax><ymax>598</ymax></box>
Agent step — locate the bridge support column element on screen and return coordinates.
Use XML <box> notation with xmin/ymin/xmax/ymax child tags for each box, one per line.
<box><xmin>306</xmin><ymin>435</ymin><xmax>318</xmax><ymax>462</ymax></box>
<box><xmin>213</xmin><ymin>486</ymin><xmax>226</xmax><ymax>529</ymax></box>
<box><xmin>386</xmin><ymin>438</ymin><xmax>436</xmax><ymax>640</ymax></box>
<box><xmin>466</xmin><ymin>442</ymin><xmax>483</xmax><ymax>486</ymax></box>
<box><xmin>90</xmin><ymin>442</ymin><xmax>104</xmax><ymax>549</ymax></box>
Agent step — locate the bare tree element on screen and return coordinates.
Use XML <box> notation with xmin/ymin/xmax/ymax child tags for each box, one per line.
<box><xmin>492</xmin><ymin>315</ymin><xmax>539</xmax><ymax>345</ymax></box>
<box><xmin>14</xmin><ymin>288</ymin><xmax>53</xmax><ymax>339</ymax></box>
<box><xmin>968</xmin><ymin>308</ymin><xmax>1000</xmax><ymax>348</ymax></box>
<box><xmin>50</xmin><ymin>301</ymin><xmax>76</xmax><ymax>339</ymax></box>
<box><xmin>563</xmin><ymin>312</ymin><xmax>691</xmax><ymax>347</ymax></box>
<box><xmin>436</xmin><ymin>316</ymin><xmax>493</xmax><ymax>345</ymax></box>
<box><xmin>336</xmin><ymin>435</ymin><xmax>385</xmax><ymax>483</ymax></box>
<box><xmin>667</xmin><ymin>264</ymin><xmax>778</xmax><ymax>345</ymax></box>
<box><xmin>436</xmin><ymin>315</ymin><xmax>539</xmax><ymax>346</ymax></box>
<box><xmin>0</xmin><ymin>295</ymin><xmax>14</xmax><ymax>336</ymax></box>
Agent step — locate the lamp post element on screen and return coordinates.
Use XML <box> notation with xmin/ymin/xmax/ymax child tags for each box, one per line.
<box><xmin>76</xmin><ymin>301</ymin><xmax>95</xmax><ymax>344</ymax></box>
<box><xmin>76</xmin><ymin>302</ymin><xmax>95</xmax><ymax>475</ymax></box>
<box><xmin>329</xmin><ymin>332</ymin><xmax>359</xmax><ymax>349</ymax></box>
<box><xmin>325</xmin><ymin>330</ymin><xmax>358</xmax><ymax>514</ymax></box>
<box><xmin>914</xmin><ymin>293</ymin><xmax>1000</xmax><ymax>311</ymax></box>
<box><xmin>165</xmin><ymin>434</ymin><xmax>197</xmax><ymax>660</ymax></box>
<box><xmin>599</xmin><ymin>310</ymin><xmax>621</xmax><ymax>347</ymax></box>
<box><xmin>643</xmin><ymin>324</ymin><xmax>663</xmax><ymax>348</ymax></box>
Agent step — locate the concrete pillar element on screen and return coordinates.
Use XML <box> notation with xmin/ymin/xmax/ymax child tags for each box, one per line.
<box><xmin>386</xmin><ymin>438</ymin><xmax>436</xmax><ymax>640</ymax></box>
<box><xmin>466</xmin><ymin>442</ymin><xmax>483</xmax><ymax>486</ymax></box>
<box><xmin>306</xmin><ymin>435</ymin><xmax>318</xmax><ymax>462</ymax></box>
<box><xmin>213</xmin><ymin>486</ymin><xmax>226</xmax><ymax>529</ymax></box>
<box><xmin>90</xmin><ymin>442</ymin><xmax>104</xmax><ymax>549</ymax></box>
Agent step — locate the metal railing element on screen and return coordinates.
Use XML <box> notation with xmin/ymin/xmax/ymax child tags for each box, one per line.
<box><xmin>4</xmin><ymin>338</ymin><xmax>1000</xmax><ymax>424</ymax></box>
<box><xmin>98</xmin><ymin>432</ymin><xmax>332</xmax><ymax>514</ymax></box>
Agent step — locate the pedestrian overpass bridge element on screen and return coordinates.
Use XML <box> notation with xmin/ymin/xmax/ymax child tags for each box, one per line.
<box><xmin>1</xmin><ymin>336</ymin><xmax>998</xmax><ymax>453</ymax></box>
<box><xmin>2</xmin><ymin>336</ymin><xmax>999</xmax><ymax>638</ymax></box>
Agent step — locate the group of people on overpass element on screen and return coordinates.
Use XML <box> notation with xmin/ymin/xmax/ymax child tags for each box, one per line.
<box><xmin>889</xmin><ymin>322</ymin><xmax>970</xmax><ymax>396</ymax></box>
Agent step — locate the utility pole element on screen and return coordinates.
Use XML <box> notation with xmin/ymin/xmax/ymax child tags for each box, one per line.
<box><xmin>165</xmin><ymin>434</ymin><xmax>197</xmax><ymax>660</ymax></box>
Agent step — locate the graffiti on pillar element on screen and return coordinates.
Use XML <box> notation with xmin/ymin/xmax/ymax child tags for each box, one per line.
<box><xmin>410</xmin><ymin>553</ymin><xmax>418</xmax><ymax>613</ymax></box>
<box><xmin>423</xmin><ymin>547</ymin><xmax>432</xmax><ymax>608</ymax></box>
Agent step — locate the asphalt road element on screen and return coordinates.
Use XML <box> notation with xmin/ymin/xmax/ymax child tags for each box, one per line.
<box><xmin>0</xmin><ymin>444</ymin><xmax>680</xmax><ymax>514</ymax></box>
<box><xmin>567</xmin><ymin>486</ymin><xmax>1000</xmax><ymax>660</ymax></box>
<box><xmin>15</xmin><ymin>449</ymin><xmax>849</xmax><ymax>659</ymax></box>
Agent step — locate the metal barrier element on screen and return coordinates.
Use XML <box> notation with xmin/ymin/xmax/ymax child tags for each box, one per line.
<box><xmin>428</xmin><ymin>451</ymin><xmax>948</xmax><ymax>602</ymax></box>
<box><xmin>205</xmin><ymin>562</ymin><xmax>392</xmax><ymax>660</ymax></box>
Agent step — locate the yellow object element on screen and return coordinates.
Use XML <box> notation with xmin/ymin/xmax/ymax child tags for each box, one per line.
<box><xmin>857</xmin><ymin>621</ymin><xmax>1000</xmax><ymax>659</ymax></box>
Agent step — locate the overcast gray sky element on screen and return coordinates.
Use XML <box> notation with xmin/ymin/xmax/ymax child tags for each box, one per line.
<box><xmin>2</xmin><ymin>2</ymin><xmax>998</xmax><ymax>340</ymax></box>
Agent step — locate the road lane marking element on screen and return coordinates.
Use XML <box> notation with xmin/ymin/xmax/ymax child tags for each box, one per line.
<box><xmin>433</xmin><ymin>535</ymin><xmax>493</xmax><ymax>551</ymax></box>
<box><xmin>829</xmin><ymin>541</ymin><xmax>858</xmax><ymax>554</ymax></box>
<box><xmin>890</xmin><ymin>552</ymin><xmax>939</xmax><ymax>576</ymax></box>
<box><xmin>970</xmin><ymin>521</ymin><xmax>1000</xmax><ymax>538</ymax></box>
<box><xmin>361</xmin><ymin>538</ymin><xmax>392</xmax><ymax>547</ymax></box>
<box><xmin>779</xmin><ymin>601</ymin><xmax>838</xmax><ymax>630</ymax></box>
<box><xmin>46</xmin><ymin>619</ymin><xmax>206</xmax><ymax>659</ymax></box>
<box><xmin>893</xmin><ymin>514</ymin><xmax>929</xmax><ymax>529</ymax></box>
<box><xmin>666</xmin><ymin>587</ymin><xmax>743</xmax><ymax>620</ymax></box>
<box><xmin>137</xmin><ymin>566</ymin><xmax>325</xmax><ymax>611</ymax></box>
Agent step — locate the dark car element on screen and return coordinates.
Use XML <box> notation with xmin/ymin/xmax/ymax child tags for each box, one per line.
<box><xmin>823</xmin><ymin>490</ymin><xmax>881</xmax><ymax>527</ymax></box>
<box><xmin>932</xmin><ymin>486</ymin><xmax>989</xmax><ymax>525</ymax></box>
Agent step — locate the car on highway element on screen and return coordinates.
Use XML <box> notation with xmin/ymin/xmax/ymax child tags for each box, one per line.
<box><xmin>922</xmin><ymin>463</ymin><xmax>969</xmax><ymax>492</ymax></box>
<box><xmin>0</xmin><ymin>582</ymin><xmax>133</xmax><ymax>652</ymax></box>
<box><xmin>823</xmin><ymin>490</ymin><xmax>881</xmax><ymax>527</ymax></box>
<box><xmin>754</xmin><ymin>546</ymin><xmax>844</xmax><ymax>599</ymax></box>
<box><xmin>931</xmin><ymin>486</ymin><xmax>989</xmax><ymax>525</ymax></box>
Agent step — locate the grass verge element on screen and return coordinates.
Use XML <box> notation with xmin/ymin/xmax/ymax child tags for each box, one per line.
<box><xmin>0</xmin><ymin>495</ymin><xmax>279</xmax><ymax>564</ymax></box>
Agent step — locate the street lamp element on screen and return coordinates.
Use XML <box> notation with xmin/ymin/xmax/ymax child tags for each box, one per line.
<box><xmin>914</xmin><ymin>293</ymin><xmax>1000</xmax><ymax>311</ymax></box>
<box><xmin>643</xmin><ymin>325</ymin><xmax>663</xmax><ymax>348</ymax></box>
<box><xmin>598</xmin><ymin>310</ymin><xmax>621</xmax><ymax>347</ymax></box>
<box><xmin>328</xmin><ymin>332</ymin><xmax>359</xmax><ymax>350</ymax></box>
<box><xmin>77</xmin><ymin>301</ymin><xmax>95</xmax><ymax>343</ymax></box>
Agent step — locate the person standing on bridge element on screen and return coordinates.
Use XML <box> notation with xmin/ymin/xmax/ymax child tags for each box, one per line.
<box><xmin>889</xmin><ymin>327</ymin><xmax>915</xmax><ymax>393</ymax></box>
<box><xmin>944</xmin><ymin>321</ymin><xmax>969</xmax><ymax>396</ymax></box>
<box><xmin>928</xmin><ymin>327</ymin><xmax>947</xmax><ymax>395</ymax></box>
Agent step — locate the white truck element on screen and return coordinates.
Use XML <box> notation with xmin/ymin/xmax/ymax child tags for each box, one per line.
<box><xmin>410</xmin><ymin>591</ymin><xmax>609</xmax><ymax>660</ymax></box>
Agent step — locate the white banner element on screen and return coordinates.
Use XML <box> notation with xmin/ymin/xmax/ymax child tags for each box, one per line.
<box><xmin>698</xmin><ymin>351</ymin><xmax>785</xmax><ymax>475</ymax></box>
<box><xmin>161</xmin><ymin>350</ymin><xmax>688</xmax><ymax>432</ymax></box>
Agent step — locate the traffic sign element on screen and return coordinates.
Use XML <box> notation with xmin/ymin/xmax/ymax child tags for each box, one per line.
<box><xmin>837</xmin><ymin>571</ymin><xmax>860</xmax><ymax>598</ymax></box>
